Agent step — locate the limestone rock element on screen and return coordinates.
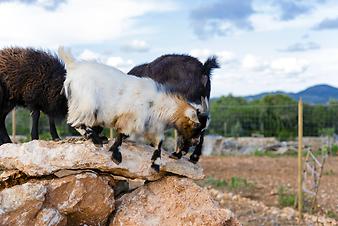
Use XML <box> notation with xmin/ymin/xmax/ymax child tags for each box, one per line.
<box><xmin>0</xmin><ymin>139</ymin><xmax>204</xmax><ymax>181</ymax></box>
<box><xmin>0</xmin><ymin>183</ymin><xmax>46</xmax><ymax>225</ymax></box>
<box><xmin>34</xmin><ymin>208</ymin><xmax>67</xmax><ymax>226</ymax></box>
<box><xmin>112</xmin><ymin>176</ymin><xmax>241</xmax><ymax>226</ymax></box>
<box><xmin>0</xmin><ymin>140</ymin><xmax>240</xmax><ymax>225</ymax></box>
<box><xmin>0</xmin><ymin>172</ymin><xmax>114</xmax><ymax>225</ymax></box>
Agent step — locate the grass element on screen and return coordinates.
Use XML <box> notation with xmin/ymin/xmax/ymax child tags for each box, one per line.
<box><xmin>331</xmin><ymin>144</ymin><xmax>338</xmax><ymax>156</ymax></box>
<box><xmin>228</xmin><ymin>176</ymin><xmax>253</xmax><ymax>189</ymax></box>
<box><xmin>253</xmin><ymin>150</ymin><xmax>279</xmax><ymax>157</ymax></box>
<box><xmin>203</xmin><ymin>176</ymin><xmax>227</xmax><ymax>188</ymax></box>
<box><xmin>323</xmin><ymin>169</ymin><xmax>335</xmax><ymax>176</ymax></box>
<box><xmin>277</xmin><ymin>186</ymin><xmax>296</xmax><ymax>207</ymax></box>
<box><xmin>327</xmin><ymin>210</ymin><xmax>338</xmax><ymax>220</ymax></box>
<box><xmin>252</xmin><ymin>149</ymin><xmax>299</xmax><ymax>157</ymax></box>
<box><xmin>202</xmin><ymin>176</ymin><xmax>255</xmax><ymax>191</ymax></box>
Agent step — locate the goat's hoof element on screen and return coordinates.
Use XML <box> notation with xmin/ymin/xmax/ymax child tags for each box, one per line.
<box><xmin>92</xmin><ymin>139</ymin><xmax>103</xmax><ymax>147</ymax></box>
<box><xmin>151</xmin><ymin>163</ymin><xmax>160</xmax><ymax>172</ymax></box>
<box><xmin>169</xmin><ymin>152</ymin><xmax>182</xmax><ymax>160</ymax></box>
<box><xmin>53</xmin><ymin>138</ymin><xmax>61</xmax><ymax>142</ymax></box>
<box><xmin>100</xmin><ymin>136</ymin><xmax>109</xmax><ymax>144</ymax></box>
<box><xmin>189</xmin><ymin>154</ymin><xmax>199</xmax><ymax>164</ymax></box>
<box><xmin>92</xmin><ymin>138</ymin><xmax>103</xmax><ymax>145</ymax></box>
<box><xmin>112</xmin><ymin>152</ymin><xmax>122</xmax><ymax>165</ymax></box>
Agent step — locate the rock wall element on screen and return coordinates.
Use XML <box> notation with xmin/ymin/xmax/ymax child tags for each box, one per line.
<box><xmin>202</xmin><ymin>135</ymin><xmax>332</xmax><ymax>155</ymax></box>
<box><xmin>0</xmin><ymin>139</ymin><xmax>240</xmax><ymax>226</ymax></box>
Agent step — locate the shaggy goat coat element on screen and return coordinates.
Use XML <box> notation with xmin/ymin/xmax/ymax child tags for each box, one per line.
<box><xmin>0</xmin><ymin>47</ymin><xmax>67</xmax><ymax>143</ymax></box>
<box><xmin>59</xmin><ymin>48</ymin><xmax>200</xmax><ymax>145</ymax></box>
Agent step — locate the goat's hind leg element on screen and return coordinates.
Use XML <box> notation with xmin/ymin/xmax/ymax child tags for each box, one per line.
<box><xmin>0</xmin><ymin>103</ymin><xmax>13</xmax><ymax>144</ymax></box>
<box><xmin>30</xmin><ymin>110</ymin><xmax>40</xmax><ymax>140</ymax></box>
<box><xmin>92</xmin><ymin>126</ymin><xmax>108</xmax><ymax>144</ymax></box>
<box><xmin>74</xmin><ymin>124</ymin><xmax>103</xmax><ymax>145</ymax></box>
<box><xmin>109</xmin><ymin>132</ymin><xmax>128</xmax><ymax>165</ymax></box>
<box><xmin>0</xmin><ymin>114</ymin><xmax>11</xmax><ymax>144</ymax></box>
<box><xmin>48</xmin><ymin>117</ymin><xmax>60</xmax><ymax>141</ymax></box>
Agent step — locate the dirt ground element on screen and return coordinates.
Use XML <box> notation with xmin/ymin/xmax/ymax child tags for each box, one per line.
<box><xmin>199</xmin><ymin>156</ymin><xmax>338</xmax><ymax>224</ymax></box>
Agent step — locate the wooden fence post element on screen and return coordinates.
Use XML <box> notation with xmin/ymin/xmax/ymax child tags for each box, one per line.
<box><xmin>298</xmin><ymin>98</ymin><xmax>303</xmax><ymax>220</ymax></box>
<box><xmin>110</xmin><ymin>128</ymin><xmax>113</xmax><ymax>140</ymax></box>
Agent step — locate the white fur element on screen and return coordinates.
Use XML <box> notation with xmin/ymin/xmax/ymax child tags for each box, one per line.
<box><xmin>58</xmin><ymin>47</ymin><xmax>199</xmax><ymax>145</ymax></box>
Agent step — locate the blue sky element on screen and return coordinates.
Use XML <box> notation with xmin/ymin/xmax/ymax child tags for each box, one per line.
<box><xmin>1</xmin><ymin>0</ymin><xmax>338</xmax><ymax>97</ymax></box>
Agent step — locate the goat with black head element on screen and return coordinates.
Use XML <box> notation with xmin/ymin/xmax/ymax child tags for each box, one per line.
<box><xmin>128</xmin><ymin>54</ymin><xmax>220</xmax><ymax>163</ymax></box>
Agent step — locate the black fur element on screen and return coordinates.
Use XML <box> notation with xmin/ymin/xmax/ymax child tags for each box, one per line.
<box><xmin>0</xmin><ymin>47</ymin><xmax>68</xmax><ymax>144</ymax></box>
<box><xmin>109</xmin><ymin>133</ymin><xmax>128</xmax><ymax>165</ymax></box>
<box><xmin>151</xmin><ymin>140</ymin><xmax>163</xmax><ymax>172</ymax></box>
<box><xmin>128</xmin><ymin>54</ymin><xmax>220</xmax><ymax>163</ymax></box>
<box><xmin>128</xmin><ymin>54</ymin><xmax>220</xmax><ymax>103</ymax></box>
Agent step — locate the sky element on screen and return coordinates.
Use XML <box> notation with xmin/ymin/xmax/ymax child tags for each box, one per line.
<box><xmin>0</xmin><ymin>0</ymin><xmax>338</xmax><ymax>97</ymax></box>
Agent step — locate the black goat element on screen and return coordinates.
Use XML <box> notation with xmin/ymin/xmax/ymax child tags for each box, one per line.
<box><xmin>0</xmin><ymin>47</ymin><xmax>67</xmax><ymax>144</ymax></box>
<box><xmin>128</xmin><ymin>54</ymin><xmax>220</xmax><ymax>163</ymax></box>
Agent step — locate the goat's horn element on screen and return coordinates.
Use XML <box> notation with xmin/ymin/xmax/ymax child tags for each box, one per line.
<box><xmin>200</xmin><ymin>96</ymin><xmax>209</xmax><ymax>114</ymax></box>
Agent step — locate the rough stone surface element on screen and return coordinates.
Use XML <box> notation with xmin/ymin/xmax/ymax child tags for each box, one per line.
<box><xmin>112</xmin><ymin>176</ymin><xmax>241</xmax><ymax>226</ymax></box>
<box><xmin>0</xmin><ymin>139</ymin><xmax>204</xmax><ymax>181</ymax></box>
<box><xmin>0</xmin><ymin>172</ymin><xmax>114</xmax><ymax>225</ymax></box>
<box><xmin>34</xmin><ymin>208</ymin><xmax>67</xmax><ymax>226</ymax></box>
<box><xmin>202</xmin><ymin>135</ymin><xmax>331</xmax><ymax>155</ymax></box>
<box><xmin>0</xmin><ymin>183</ymin><xmax>46</xmax><ymax>225</ymax></box>
<box><xmin>0</xmin><ymin>140</ymin><xmax>240</xmax><ymax>225</ymax></box>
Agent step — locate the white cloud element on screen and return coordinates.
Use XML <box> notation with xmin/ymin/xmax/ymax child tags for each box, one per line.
<box><xmin>122</xmin><ymin>40</ymin><xmax>150</xmax><ymax>52</ymax></box>
<box><xmin>241</xmin><ymin>54</ymin><xmax>309</xmax><ymax>76</ymax></box>
<box><xmin>269</xmin><ymin>57</ymin><xmax>309</xmax><ymax>75</ymax></box>
<box><xmin>190</xmin><ymin>48</ymin><xmax>236</xmax><ymax>64</ymax></box>
<box><xmin>241</xmin><ymin>54</ymin><xmax>268</xmax><ymax>71</ymax></box>
<box><xmin>190</xmin><ymin>48</ymin><xmax>211</xmax><ymax>59</ymax></box>
<box><xmin>78</xmin><ymin>49</ymin><xmax>134</xmax><ymax>73</ymax></box>
<box><xmin>78</xmin><ymin>49</ymin><xmax>102</xmax><ymax>62</ymax></box>
<box><xmin>106</xmin><ymin>56</ymin><xmax>134</xmax><ymax>70</ymax></box>
<box><xmin>251</xmin><ymin>0</ymin><xmax>338</xmax><ymax>32</ymax></box>
<box><xmin>216</xmin><ymin>51</ymin><xmax>236</xmax><ymax>64</ymax></box>
<box><xmin>0</xmin><ymin>0</ymin><xmax>175</xmax><ymax>47</ymax></box>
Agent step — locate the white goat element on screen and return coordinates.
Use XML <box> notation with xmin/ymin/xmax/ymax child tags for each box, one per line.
<box><xmin>58</xmin><ymin>47</ymin><xmax>201</xmax><ymax>171</ymax></box>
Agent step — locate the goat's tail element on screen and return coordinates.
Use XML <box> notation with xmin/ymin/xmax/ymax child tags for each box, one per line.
<box><xmin>202</xmin><ymin>56</ymin><xmax>220</xmax><ymax>77</ymax></box>
<box><xmin>58</xmin><ymin>46</ymin><xmax>76</xmax><ymax>69</ymax></box>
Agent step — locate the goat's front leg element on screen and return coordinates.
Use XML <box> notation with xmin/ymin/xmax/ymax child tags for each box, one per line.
<box><xmin>31</xmin><ymin>110</ymin><xmax>40</xmax><ymax>140</ymax></box>
<box><xmin>151</xmin><ymin>140</ymin><xmax>163</xmax><ymax>172</ymax></box>
<box><xmin>109</xmin><ymin>132</ymin><xmax>128</xmax><ymax>165</ymax></box>
<box><xmin>189</xmin><ymin>131</ymin><xmax>205</xmax><ymax>164</ymax></box>
<box><xmin>48</xmin><ymin>117</ymin><xmax>60</xmax><ymax>141</ymax></box>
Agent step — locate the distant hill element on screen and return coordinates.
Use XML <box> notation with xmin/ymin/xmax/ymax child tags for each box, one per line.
<box><xmin>245</xmin><ymin>84</ymin><xmax>338</xmax><ymax>104</ymax></box>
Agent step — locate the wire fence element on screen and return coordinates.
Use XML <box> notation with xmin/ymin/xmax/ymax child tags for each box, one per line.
<box><xmin>208</xmin><ymin>103</ymin><xmax>338</xmax><ymax>141</ymax></box>
<box><xmin>5</xmin><ymin>103</ymin><xmax>338</xmax><ymax>142</ymax></box>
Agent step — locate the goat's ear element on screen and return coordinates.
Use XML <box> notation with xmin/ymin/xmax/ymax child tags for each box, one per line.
<box><xmin>202</xmin><ymin>75</ymin><xmax>208</xmax><ymax>87</ymax></box>
<box><xmin>184</xmin><ymin>108</ymin><xmax>199</xmax><ymax>124</ymax></box>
